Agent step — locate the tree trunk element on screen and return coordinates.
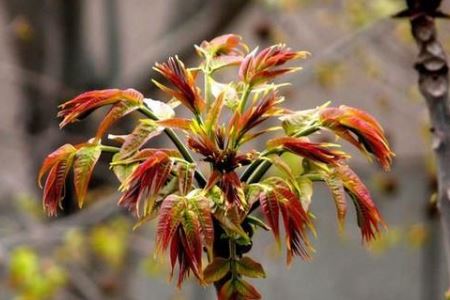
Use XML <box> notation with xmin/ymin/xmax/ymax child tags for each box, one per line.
<box><xmin>403</xmin><ymin>0</ymin><xmax>450</xmax><ymax>292</ymax></box>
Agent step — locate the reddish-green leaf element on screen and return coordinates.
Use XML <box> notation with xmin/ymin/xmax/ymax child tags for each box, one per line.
<box><xmin>258</xmin><ymin>178</ymin><xmax>314</xmax><ymax>263</ymax></box>
<box><xmin>319</xmin><ymin>105</ymin><xmax>394</xmax><ymax>170</ymax></box>
<box><xmin>218</xmin><ymin>279</ymin><xmax>234</xmax><ymax>300</ymax></box>
<box><xmin>96</xmin><ymin>101</ymin><xmax>140</xmax><ymax>139</ymax></box>
<box><xmin>42</xmin><ymin>154</ymin><xmax>75</xmax><ymax>216</ymax></box>
<box><xmin>234</xmin><ymin>279</ymin><xmax>262</xmax><ymax>300</ymax></box>
<box><xmin>177</xmin><ymin>162</ymin><xmax>195</xmax><ymax>196</ymax></box>
<box><xmin>38</xmin><ymin>144</ymin><xmax>77</xmax><ymax>188</ymax></box>
<box><xmin>336</xmin><ymin>164</ymin><xmax>384</xmax><ymax>242</ymax></box>
<box><xmin>157</xmin><ymin>118</ymin><xmax>193</xmax><ymax>131</ymax></box>
<box><xmin>203</xmin><ymin>258</ymin><xmax>230</xmax><ymax>284</ymax></box>
<box><xmin>236</xmin><ymin>257</ymin><xmax>266</xmax><ymax>279</ymax></box>
<box><xmin>73</xmin><ymin>144</ymin><xmax>102</xmax><ymax>208</ymax></box>
<box><xmin>324</xmin><ymin>172</ymin><xmax>347</xmax><ymax>232</ymax></box>
<box><xmin>118</xmin><ymin>119</ymin><xmax>161</xmax><ymax>159</ymax></box>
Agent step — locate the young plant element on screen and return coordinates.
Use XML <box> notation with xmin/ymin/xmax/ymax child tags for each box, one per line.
<box><xmin>38</xmin><ymin>34</ymin><xmax>394</xmax><ymax>299</ymax></box>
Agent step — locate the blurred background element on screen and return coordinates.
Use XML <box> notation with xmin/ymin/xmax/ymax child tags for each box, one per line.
<box><xmin>0</xmin><ymin>0</ymin><xmax>450</xmax><ymax>299</ymax></box>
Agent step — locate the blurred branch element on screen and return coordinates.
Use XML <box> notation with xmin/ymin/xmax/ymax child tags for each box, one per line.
<box><xmin>119</xmin><ymin>0</ymin><xmax>250</xmax><ymax>91</ymax></box>
<box><xmin>103</xmin><ymin>0</ymin><xmax>120</xmax><ymax>84</ymax></box>
<box><xmin>67</xmin><ymin>265</ymin><xmax>107</xmax><ymax>300</ymax></box>
<box><xmin>0</xmin><ymin>193</ymin><xmax>119</xmax><ymax>252</ymax></box>
<box><xmin>400</xmin><ymin>0</ymin><xmax>450</xmax><ymax>289</ymax></box>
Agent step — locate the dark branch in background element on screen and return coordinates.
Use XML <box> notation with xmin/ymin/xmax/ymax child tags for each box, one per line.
<box><xmin>103</xmin><ymin>0</ymin><xmax>120</xmax><ymax>84</ymax></box>
<box><xmin>397</xmin><ymin>0</ymin><xmax>450</xmax><ymax>292</ymax></box>
<box><xmin>119</xmin><ymin>0</ymin><xmax>250</xmax><ymax>92</ymax></box>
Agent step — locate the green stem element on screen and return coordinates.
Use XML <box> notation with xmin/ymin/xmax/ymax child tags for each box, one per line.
<box><xmin>139</xmin><ymin>106</ymin><xmax>207</xmax><ymax>187</ymax></box>
<box><xmin>243</xmin><ymin>126</ymin><xmax>320</xmax><ymax>184</ymax></box>
<box><xmin>100</xmin><ymin>145</ymin><xmax>120</xmax><ymax>153</ymax></box>
<box><xmin>240</xmin><ymin>148</ymin><xmax>279</xmax><ymax>182</ymax></box>
<box><xmin>238</xmin><ymin>84</ymin><xmax>251</xmax><ymax>113</ymax></box>
<box><xmin>204</xmin><ymin>70</ymin><xmax>213</xmax><ymax>111</ymax></box>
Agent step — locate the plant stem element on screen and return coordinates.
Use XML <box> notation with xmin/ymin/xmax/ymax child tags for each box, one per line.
<box><xmin>100</xmin><ymin>145</ymin><xmax>120</xmax><ymax>153</ymax></box>
<box><xmin>139</xmin><ymin>106</ymin><xmax>207</xmax><ymax>187</ymax></box>
<box><xmin>238</xmin><ymin>83</ymin><xmax>251</xmax><ymax>113</ymax></box>
<box><xmin>242</xmin><ymin>126</ymin><xmax>319</xmax><ymax>183</ymax></box>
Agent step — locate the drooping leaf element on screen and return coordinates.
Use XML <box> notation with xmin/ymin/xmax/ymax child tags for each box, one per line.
<box><xmin>324</xmin><ymin>172</ymin><xmax>347</xmax><ymax>232</ymax></box>
<box><xmin>156</xmin><ymin>193</ymin><xmax>214</xmax><ymax>287</ymax></box>
<box><xmin>319</xmin><ymin>105</ymin><xmax>394</xmax><ymax>170</ymax></box>
<box><xmin>119</xmin><ymin>151</ymin><xmax>173</xmax><ymax>218</ymax></box>
<box><xmin>258</xmin><ymin>178</ymin><xmax>314</xmax><ymax>263</ymax></box>
<box><xmin>72</xmin><ymin>144</ymin><xmax>102</xmax><ymax>207</ymax></box>
<box><xmin>336</xmin><ymin>164</ymin><xmax>384</xmax><ymax>242</ymax></box>
<box><xmin>38</xmin><ymin>144</ymin><xmax>77</xmax><ymax>188</ymax></box>
<box><xmin>42</xmin><ymin>154</ymin><xmax>75</xmax><ymax>216</ymax></box>
<box><xmin>58</xmin><ymin>89</ymin><xmax>143</xmax><ymax>129</ymax></box>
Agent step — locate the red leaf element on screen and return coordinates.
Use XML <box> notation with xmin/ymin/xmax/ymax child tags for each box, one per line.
<box><xmin>119</xmin><ymin>151</ymin><xmax>173</xmax><ymax>217</ymax></box>
<box><xmin>268</xmin><ymin>136</ymin><xmax>348</xmax><ymax>165</ymax></box>
<box><xmin>259</xmin><ymin>189</ymin><xmax>281</xmax><ymax>246</ymax></box>
<box><xmin>258</xmin><ymin>178</ymin><xmax>314</xmax><ymax>263</ymax></box>
<box><xmin>38</xmin><ymin>144</ymin><xmax>76</xmax><ymax>188</ymax></box>
<box><xmin>239</xmin><ymin>45</ymin><xmax>309</xmax><ymax>86</ymax></box>
<box><xmin>336</xmin><ymin>164</ymin><xmax>384</xmax><ymax>242</ymax></box>
<box><xmin>153</xmin><ymin>57</ymin><xmax>204</xmax><ymax>114</ymax></box>
<box><xmin>42</xmin><ymin>154</ymin><xmax>75</xmax><ymax>216</ymax></box>
<box><xmin>319</xmin><ymin>105</ymin><xmax>394</xmax><ymax>170</ymax></box>
<box><xmin>58</xmin><ymin>89</ymin><xmax>143</xmax><ymax>129</ymax></box>
<box><xmin>156</xmin><ymin>194</ymin><xmax>215</xmax><ymax>287</ymax></box>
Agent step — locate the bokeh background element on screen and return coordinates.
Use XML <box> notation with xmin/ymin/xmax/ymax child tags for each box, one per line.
<box><xmin>1</xmin><ymin>0</ymin><xmax>450</xmax><ymax>299</ymax></box>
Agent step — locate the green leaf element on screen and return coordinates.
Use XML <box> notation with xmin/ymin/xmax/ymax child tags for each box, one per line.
<box><xmin>296</xmin><ymin>176</ymin><xmax>313</xmax><ymax>211</ymax></box>
<box><xmin>246</xmin><ymin>215</ymin><xmax>270</xmax><ymax>231</ymax></box>
<box><xmin>203</xmin><ymin>258</ymin><xmax>230</xmax><ymax>284</ymax></box>
<box><xmin>213</xmin><ymin>207</ymin><xmax>250</xmax><ymax>243</ymax></box>
<box><xmin>110</xmin><ymin>153</ymin><xmax>137</xmax><ymax>183</ymax></box>
<box><xmin>236</xmin><ymin>256</ymin><xmax>266</xmax><ymax>279</ymax></box>
<box><xmin>279</xmin><ymin>103</ymin><xmax>328</xmax><ymax>136</ymax></box>
<box><xmin>73</xmin><ymin>144</ymin><xmax>102</xmax><ymax>207</ymax></box>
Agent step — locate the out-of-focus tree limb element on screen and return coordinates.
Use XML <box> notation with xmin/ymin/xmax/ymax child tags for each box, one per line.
<box><xmin>119</xmin><ymin>0</ymin><xmax>250</xmax><ymax>91</ymax></box>
<box><xmin>401</xmin><ymin>0</ymin><xmax>450</xmax><ymax>289</ymax></box>
<box><xmin>0</xmin><ymin>193</ymin><xmax>119</xmax><ymax>252</ymax></box>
